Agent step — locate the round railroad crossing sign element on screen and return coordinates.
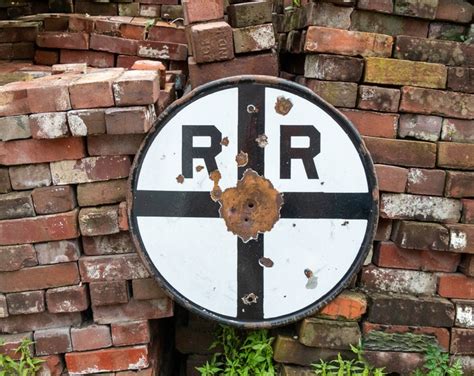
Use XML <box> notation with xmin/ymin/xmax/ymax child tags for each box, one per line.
<box><xmin>128</xmin><ymin>76</ymin><xmax>379</xmax><ymax>328</ymax></box>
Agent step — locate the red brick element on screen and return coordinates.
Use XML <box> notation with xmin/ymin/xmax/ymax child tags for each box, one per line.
<box><xmin>132</xmin><ymin>278</ymin><xmax>167</xmax><ymax>300</ymax></box>
<box><xmin>441</xmin><ymin>118</ymin><xmax>474</xmax><ymax>143</ymax></box>
<box><xmin>393</xmin><ymin>0</ymin><xmax>437</xmax><ymax>19</ymax></box>
<box><xmin>82</xmin><ymin>232</ymin><xmax>135</xmax><ymax>256</ymax></box>
<box><xmin>0</xmin><ymin>263</ymin><xmax>79</xmax><ymax>293</ymax></box>
<box><xmin>0</xmin><ymin>210</ymin><xmax>79</xmax><ymax>246</ymax></box>
<box><xmin>68</xmin><ymin>15</ymin><xmax>96</xmax><ymax>33</ymax></box>
<box><xmin>43</xmin><ymin>16</ymin><xmax>69</xmax><ymax>32</ymax></box>
<box><xmin>0</xmin><ymin>137</ymin><xmax>86</xmax><ymax>166</ymax></box>
<box><xmin>148</xmin><ymin>24</ymin><xmax>187</xmax><ymax>44</ymax></box>
<box><xmin>34</xmin><ymin>49</ymin><xmax>59</xmax><ymax>66</ymax></box>
<box><xmin>137</xmin><ymin>40</ymin><xmax>188</xmax><ymax>61</ymax></box>
<box><xmin>90</xmin><ymin>280</ymin><xmax>130</xmax><ymax>306</ymax></box>
<box><xmin>398</xmin><ymin>114</ymin><xmax>442</xmax><ymax>142</ymax></box>
<box><xmin>357</xmin><ymin>0</ymin><xmax>393</xmax><ymax>13</ymax></box>
<box><xmin>363</xmin><ymin>137</ymin><xmax>436</xmax><ymax>168</ymax></box>
<box><xmin>304</xmin><ymin>54</ymin><xmax>363</xmax><ymax>82</ymax></box>
<box><xmin>300</xmin><ymin>79</ymin><xmax>358</xmax><ymax>108</ymax></box>
<box><xmin>67</xmin><ymin>108</ymin><xmax>106</xmax><ymax>136</ymax></box>
<box><xmin>364</xmin><ymin>351</ymin><xmax>424</xmax><ymax>374</ymax></box>
<box><xmin>87</xmin><ymin>134</ymin><xmax>145</xmax><ymax>156</ymax></box>
<box><xmin>38</xmin><ymin>354</ymin><xmax>64</xmax><ymax>376</ymax></box>
<box><xmin>112</xmin><ymin>321</ymin><xmax>151</xmax><ymax>346</ymax></box>
<box><xmin>0</xmin><ymin>81</ymin><xmax>31</xmax><ymax>117</ymax></box>
<box><xmin>105</xmin><ymin>106</ymin><xmax>155</xmax><ymax>135</ymax></box>
<box><xmin>27</xmin><ymin>74</ymin><xmax>76</xmax><ymax>114</ymax></box>
<box><xmin>94</xmin><ymin>18</ymin><xmax>123</xmax><ymax>34</ymax></box>
<box><xmin>341</xmin><ymin>110</ymin><xmax>398</xmax><ymax>138</ymax></box>
<box><xmin>0</xmin><ymin>244</ymin><xmax>37</xmax><ymax>271</ymax></box>
<box><xmin>8</xmin><ymin>164</ymin><xmax>50</xmax><ymax>191</ymax></box>
<box><xmin>80</xmin><ymin>254</ymin><xmax>149</xmax><ymax>282</ymax></box>
<box><xmin>461</xmin><ymin>255</ymin><xmax>474</xmax><ymax>277</ymax></box>
<box><xmin>438</xmin><ymin>143</ymin><xmax>474</xmax><ymax>170</ymax></box>
<box><xmin>119</xmin><ymin>24</ymin><xmax>145</xmax><ymax>40</ymax></box>
<box><xmin>375</xmin><ymin>218</ymin><xmax>392</xmax><ymax>241</ymax></box>
<box><xmin>446</xmin><ymin>224</ymin><xmax>474</xmax><ymax>253</ymax></box>
<box><xmin>90</xmin><ymin>34</ymin><xmax>138</xmax><ymax>56</ymax></box>
<box><xmin>46</xmin><ymin>285</ymin><xmax>89</xmax><ymax>313</ymax></box>
<box><xmin>438</xmin><ymin>273</ymin><xmax>474</xmax><ymax>299</ymax></box>
<box><xmin>357</xmin><ymin>85</ymin><xmax>400</xmax><ymax>112</ymax></box>
<box><xmin>131</xmin><ymin>60</ymin><xmax>166</xmax><ymax>88</ymax></box>
<box><xmin>451</xmin><ymin>328</ymin><xmax>474</xmax><ymax>354</ymax></box>
<box><xmin>35</xmin><ymin>327</ymin><xmax>72</xmax><ymax>356</ymax></box>
<box><xmin>447</xmin><ymin>67</ymin><xmax>474</xmax><ymax>94</ymax></box>
<box><xmin>35</xmin><ymin>239</ymin><xmax>81</xmax><ymax>265</ymax></box>
<box><xmin>32</xmin><ymin>186</ymin><xmax>76</xmax><ymax>215</ymax></box>
<box><xmin>391</xmin><ymin>220</ymin><xmax>449</xmax><ymax>251</ymax></box>
<box><xmin>6</xmin><ymin>291</ymin><xmax>45</xmax><ymax>315</ymax></box>
<box><xmin>436</xmin><ymin>0</ymin><xmax>473</xmax><ymax>23</ymax></box>
<box><xmin>69</xmin><ymin>69</ymin><xmax>125</xmax><ymax>109</ymax></box>
<box><xmin>406</xmin><ymin>168</ymin><xmax>445</xmax><ymax>196</ymax></box>
<box><xmin>113</xmin><ymin>71</ymin><xmax>159</xmax><ymax>106</ymax></box>
<box><xmin>116</xmin><ymin>55</ymin><xmax>143</xmax><ymax>69</ymax></box>
<box><xmin>362</xmin><ymin>322</ymin><xmax>450</xmax><ymax>351</ymax></box>
<box><xmin>0</xmin><ymin>312</ymin><xmax>81</xmax><ymax>334</ymax></box>
<box><xmin>93</xmin><ymin>298</ymin><xmax>173</xmax><ymax>324</ymax></box>
<box><xmin>79</xmin><ymin>205</ymin><xmax>120</xmax><ymax>237</ymax></box>
<box><xmin>65</xmin><ymin>345</ymin><xmax>149</xmax><ymax>374</ymax></box>
<box><xmin>36</xmin><ymin>32</ymin><xmax>89</xmax><ymax>50</ymax></box>
<box><xmin>462</xmin><ymin>199</ymin><xmax>474</xmax><ymax>224</ymax></box>
<box><xmin>400</xmin><ymin>86</ymin><xmax>473</xmax><ymax>119</ymax></box>
<box><xmin>29</xmin><ymin>112</ymin><xmax>69</xmax><ymax>140</ymax></box>
<box><xmin>71</xmin><ymin>324</ymin><xmax>112</xmax><ymax>352</ymax></box>
<box><xmin>446</xmin><ymin>176</ymin><xmax>474</xmax><ymax>210</ymax></box>
<box><xmin>0</xmin><ymin>168</ymin><xmax>11</xmax><ymax>194</ymax></box>
<box><xmin>305</xmin><ymin>26</ymin><xmax>393</xmax><ymax>57</ymax></box>
<box><xmin>50</xmin><ymin>156</ymin><xmax>131</xmax><ymax>185</ymax></box>
<box><xmin>190</xmin><ymin>21</ymin><xmax>234</xmax><ymax>63</ymax></box>
<box><xmin>0</xmin><ymin>191</ymin><xmax>34</xmax><ymax>220</ymax></box>
<box><xmin>60</xmin><ymin>49</ymin><xmax>115</xmax><ymax>68</ymax></box>
<box><xmin>182</xmin><ymin>0</ymin><xmax>223</xmax><ymax>24</ymax></box>
<box><xmin>157</xmin><ymin>82</ymin><xmax>177</xmax><ymax>112</ymax></box>
<box><xmin>77</xmin><ymin>179</ymin><xmax>127</xmax><ymax>207</ymax></box>
<box><xmin>375</xmin><ymin>164</ymin><xmax>408</xmax><ymax>193</ymax></box>
<box><xmin>317</xmin><ymin>291</ymin><xmax>367</xmax><ymax>321</ymax></box>
<box><xmin>118</xmin><ymin>201</ymin><xmax>128</xmax><ymax>231</ymax></box>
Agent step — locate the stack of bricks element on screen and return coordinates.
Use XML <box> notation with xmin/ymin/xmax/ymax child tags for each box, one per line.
<box><xmin>0</xmin><ymin>63</ymin><xmax>176</xmax><ymax>375</ymax></box>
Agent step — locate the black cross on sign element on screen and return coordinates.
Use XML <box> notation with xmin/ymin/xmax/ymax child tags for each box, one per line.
<box><xmin>129</xmin><ymin>77</ymin><xmax>378</xmax><ymax>328</ymax></box>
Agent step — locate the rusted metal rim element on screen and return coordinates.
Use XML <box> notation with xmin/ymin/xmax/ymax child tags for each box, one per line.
<box><xmin>127</xmin><ymin>75</ymin><xmax>379</xmax><ymax>329</ymax></box>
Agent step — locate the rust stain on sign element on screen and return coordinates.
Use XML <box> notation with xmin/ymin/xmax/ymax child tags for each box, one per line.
<box><xmin>218</xmin><ymin>169</ymin><xmax>283</xmax><ymax>242</ymax></box>
<box><xmin>304</xmin><ymin>268</ymin><xmax>318</xmax><ymax>289</ymax></box>
<box><xmin>259</xmin><ymin>257</ymin><xmax>274</xmax><ymax>268</ymax></box>
<box><xmin>221</xmin><ymin>136</ymin><xmax>229</xmax><ymax>146</ymax></box>
<box><xmin>235</xmin><ymin>151</ymin><xmax>249</xmax><ymax>167</ymax></box>
<box><xmin>196</xmin><ymin>165</ymin><xmax>204</xmax><ymax>172</ymax></box>
<box><xmin>275</xmin><ymin>96</ymin><xmax>293</xmax><ymax>115</ymax></box>
<box><xmin>209</xmin><ymin>169</ymin><xmax>222</xmax><ymax>202</ymax></box>
<box><xmin>255</xmin><ymin>134</ymin><xmax>268</xmax><ymax>148</ymax></box>
<box><xmin>176</xmin><ymin>174</ymin><xmax>184</xmax><ymax>184</ymax></box>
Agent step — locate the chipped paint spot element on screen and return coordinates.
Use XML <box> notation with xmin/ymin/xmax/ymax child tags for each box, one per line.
<box><xmin>221</xmin><ymin>136</ymin><xmax>229</xmax><ymax>146</ymax></box>
<box><xmin>304</xmin><ymin>269</ymin><xmax>318</xmax><ymax>289</ymax></box>
<box><xmin>450</xmin><ymin>230</ymin><xmax>467</xmax><ymax>251</ymax></box>
<box><xmin>241</xmin><ymin>293</ymin><xmax>258</xmax><ymax>305</ymax></box>
<box><xmin>407</xmin><ymin>169</ymin><xmax>426</xmax><ymax>185</ymax></box>
<box><xmin>195</xmin><ymin>165</ymin><xmax>204</xmax><ymax>172</ymax></box>
<box><xmin>209</xmin><ymin>169</ymin><xmax>222</xmax><ymax>202</ymax></box>
<box><xmin>235</xmin><ymin>151</ymin><xmax>248</xmax><ymax>167</ymax></box>
<box><xmin>176</xmin><ymin>174</ymin><xmax>184</xmax><ymax>184</ymax></box>
<box><xmin>129</xmin><ymin>355</ymin><xmax>149</xmax><ymax>369</ymax></box>
<box><xmin>457</xmin><ymin>305</ymin><xmax>474</xmax><ymax>328</ymax></box>
<box><xmin>275</xmin><ymin>96</ymin><xmax>293</xmax><ymax>115</ymax></box>
<box><xmin>255</xmin><ymin>134</ymin><xmax>268</xmax><ymax>148</ymax></box>
<box><xmin>138</xmin><ymin>45</ymin><xmax>170</xmax><ymax>60</ymax></box>
<box><xmin>259</xmin><ymin>257</ymin><xmax>274</xmax><ymax>268</ymax></box>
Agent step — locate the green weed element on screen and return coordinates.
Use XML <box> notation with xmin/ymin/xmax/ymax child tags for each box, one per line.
<box><xmin>0</xmin><ymin>338</ymin><xmax>44</xmax><ymax>376</ymax></box>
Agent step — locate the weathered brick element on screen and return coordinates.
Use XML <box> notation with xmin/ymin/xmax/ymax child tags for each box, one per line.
<box><xmin>69</xmin><ymin>69</ymin><xmax>124</xmax><ymax>110</ymax></box>
<box><xmin>364</xmin><ymin>351</ymin><xmax>424</xmax><ymax>374</ymax></box>
<box><xmin>305</xmin><ymin>3</ymin><xmax>353</xmax><ymax>29</ymax></box>
<box><xmin>67</xmin><ymin>108</ymin><xmax>106</xmax><ymax>137</ymax></box>
<box><xmin>0</xmin><ymin>332</ymin><xmax>33</xmax><ymax>358</ymax></box>
<box><xmin>375</xmin><ymin>218</ymin><xmax>393</xmax><ymax>241</ymax></box>
<box><xmin>29</xmin><ymin>112</ymin><xmax>69</xmax><ymax>140</ymax></box>
<box><xmin>227</xmin><ymin>1</ymin><xmax>272</xmax><ymax>28</ymax></box>
<box><xmin>394</xmin><ymin>36</ymin><xmax>474</xmax><ymax>66</ymax></box>
<box><xmin>161</xmin><ymin>4</ymin><xmax>183</xmax><ymax>20</ymax></box>
<box><xmin>361</xmin><ymin>265</ymin><xmax>437</xmax><ymax>295</ymax></box>
<box><xmin>36</xmin><ymin>32</ymin><xmax>89</xmax><ymax>50</ymax></box>
<box><xmin>87</xmin><ymin>134</ymin><xmax>144</xmax><ymax>156</ymax></box>
<box><xmin>298</xmin><ymin>318</ymin><xmax>361</xmax><ymax>349</ymax></box>
<box><xmin>273</xmin><ymin>336</ymin><xmax>352</xmax><ymax>366</ymax></box>
<box><xmin>393</xmin><ymin>0</ymin><xmax>438</xmax><ymax>19</ymax></box>
<box><xmin>46</xmin><ymin>285</ymin><xmax>89</xmax><ymax>313</ymax></box>
<box><xmin>83</xmin><ymin>232</ymin><xmax>135</xmax><ymax>256</ymax></box>
<box><xmin>68</xmin><ymin>14</ymin><xmax>96</xmax><ymax>33</ymax></box>
<box><xmin>451</xmin><ymin>328</ymin><xmax>474</xmax><ymax>354</ymax></box>
<box><xmin>0</xmin><ymin>137</ymin><xmax>86</xmax><ymax>166</ymax></box>
<box><xmin>79</xmin><ymin>205</ymin><xmax>120</xmax><ymax>237</ymax></box>
<box><xmin>341</xmin><ymin>110</ymin><xmax>398</xmax><ymax>138</ymax></box>
<box><xmin>113</xmin><ymin>70</ymin><xmax>159</xmax><ymax>107</ymax></box>
<box><xmin>438</xmin><ymin>273</ymin><xmax>474</xmax><ymax>299</ymax></box>
<box><xmin>132</xmin><ymin>278</ymin><xmax>167</xmax><ymax>300</ymax></box>
<box><xmin>90</xmin><ymin>34</ymin><xmax>138</xmax><ymax>56</ymax></box>
<box><xmin>454</xmin><ymin>299</ymin><xmax>474</xmax><ymax>328</ymax></box>
<box><xmin>0</xmin><ymin>191</ymin><xmax>35</xmax><ymax>220</ymax></box>
<box><xmin>0</xmin><ymin>81</ymin><xmax>31</xmax><ymax>117</ymax></box>
<box><xmin>35</xmin><ymin>239</ymin><xmax>80</xmax><ymax>265</ymax></box>
<box><xmin>406</xmin><ymin>168</ymin><xmax>445</xmax><ymax>196</ymax></box>
<box><xmin>189</xmin><ymin>21</ymin><xmax>233</xmax><ymax>63</ymax></box>
<box><xmin>182</xmin><ymin>0</ymin><xmax>223</xmax><ymax>24</ymax></box>
<box><xmin>51</xmin><ymin>63</ymin><xmax>87</xmax><ymax>76</ymax></box>
<box><xmin>131</xmin><ymin>60</ymin><xmax>166</xmax><ymax>89</ymax></box>
<box><xmin>447</xmin><ymin>67</ymin><xmax>474</xmax><ymax>94</ymax></box>
<box><xmin>441</xmin><ymin>118</ymin><xmax>474</xmax><ymax>143</ymax></box>
<box><xmin>51</xmin><ymin>156</ymin><xmax>131</xmax><ymax>185</ymax></box>
<box><xmin>0</xmin><ymin>244</ymin><xmax>37</xmax><ymax>272</ymax></box>
<box><xmin>35</xmin><ymin>327</ymin><xmax>72</xmax><ymax>356</ymax></box>
<box><xmin>461</xmin><ymin>255</ymin><xmax>474</xmax><ymax>277</ymax></box>
<box><xmin>368</xmin><ymin>293</ymin><xmax>455</xmax><ymax>327</ymax></box>
<box><xmin>398</xmin><ymin>114</ymin><xmax>442</xmax><ymax>142</ymax></box>
<box><xmin>137</xmin><ymin>40</ymin><xmax>188</xmax><ymax>61</ymax></box>
<box><xmin>304</xmin><ymin>54</ymin><xmax>363</xmax><ymax>82</ymax></box>
<box><xmin>60</xmin><ymin>49</ymin><xmax>115</xmax><ymax>68</ymax></box>
<box><xmin>302</xmin><ymin>79</ymin><xmax>358</xmax><ymax>107</ymax></box>
<box><xmin>111</xmin><ymin>321</ymin><xmax>150</xmax><ymax>346</ymax></box>
<box><xmin>358</xmin><ymin>85</ymin><xmax>400</xmax><ymax>112</ymax></box>
<box><xmin>105</xmin><ymin>106</ymin><xmax>155</xmax><ymax>134</ymax></box>
<box><xmin>80</xmin><ymin>254</ymin><xmax>149</xmax><ymax>282</ymax></box>
<box><xmin>317</xmin><ymin>291</ymin><xmax>367</xmax><ymax>321</ymax></box>
<box><xmin>0</xmin><ymin>312</ymin><xmax>81</xmax><ymax>334</ymax></box>
<box><xmin>391</xmin><ymin>220</ymin><xmax>449</xmax><ymax>251</ymax></box>
<box><xmin>446</xmin><ymin>171</ymin><xmax>474</xmax><ymax>199</ymax></box>
<box><xmin>77</xmin><ymin>179</ymin><xmax>127</xmax><ymax>207</ymax></box>
<box><xmin>447</xmin><ymin>224</ymin><xmax>474</xmax><ymax>253</ymax></box>
<box><xmin>0</xmin><ymin>115</ymin><xmax>31</xmax><ymax>141</ymax></box>
<box><xmin>0</xmin><ymin>168</ymin><xmax>11</xmax><ymax>194</ymax></box>
<box><xmin>27</xmin><ymin>74</ymin><xmax>75</xmax><ymax>114</ymax></box>
<box><xmin>375</xmin><ymin>164</ymin><xmax>408</xmax><ymax>193</ymax></box>
<box><xmin>90</xmin><ymin>280</ymin><xmax>130</xmax><ymax>306</ymax></box>
<box><xmin>188</xmin><ymin>53</ymin><xmax>279</xmax><ymax>88</ymax></box>
<box><xmin>436</xmin><ymin>0</ymin><xmax>473</xmax><ymax>23</ymax></box>
<box><xmin>71</xmin><ymin>324</ymin><xmax>112</xmax><ymax>352</ymax></box>
<box><xmin>7</xmin><ymin>290</ymin><xmax>45</xmax><ymax>315</ymax></box>
<box><xmin>357</xmin><ymin>0</ymin><xmax>393</xmax><ymax>13</ymax></box>
<box><xmin>351</xmin><ymin>10</ymin><xmax>428</xmax><ymax>37</ymax></box>
<box><xmin>8</xmin><ymin>164</ymin><xmax>50</xmax><ymax>191</ymax></box>
<box><xmin>463</xmin><ymin>199</ymin><xmax>474</xmax><ymax>224</ymax></box>
<box><xmin>364</xmin><ymin>58</ymin><xmax>447</xmax><ymax>89</ymax></box>
<box><xmin>233</xmin><ymin>24</ymin><xmax>275</xmax><ymax>54</ymax></box>
<box><xmin>429</xmin><ymin>22</ymin><xmax>467</xmax><ymax>41</ymax></box>
<box><xmin>305</xmin><ymin>26</ymin><xmax>393</xmax><ymax>57</ymax></box>
<box><xmin>65</xmin><ymin>345</ymin><xmax>149</xmax><ymax>374</ymax></box>
<box><xmin>374</xmin><ymin>241</ymin><xmax>461</xmax><ymax>272</ymax></box>
<box><xmin>0</xmin><ymin>210</ymin><xmax>79</xmax><ymax>246</ymax></box>
<box><xmin>0</xmin><ymin>22</ymin><xmax>39</xmax><ymax>43</ymax></box>
<box><xmin>438</xmin><ymin>143</ymin><xmax>474</xmax><ymax>170</ymax></box>
<box><xmin>32</xmin><ymin>186</ymin><xmax>76</xmax><ymax>215</ymax></box>
<box><xmin>363</xmin><ymin>137</ymin><xmax>437</xmax><ymax>168</ymax></box>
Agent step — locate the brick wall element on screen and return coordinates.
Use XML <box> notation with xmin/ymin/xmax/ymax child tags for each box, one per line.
<box><xmin>0</xmin><ymin>0</ymin><xmax>473</xmax><ymax>375</ymax></box>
